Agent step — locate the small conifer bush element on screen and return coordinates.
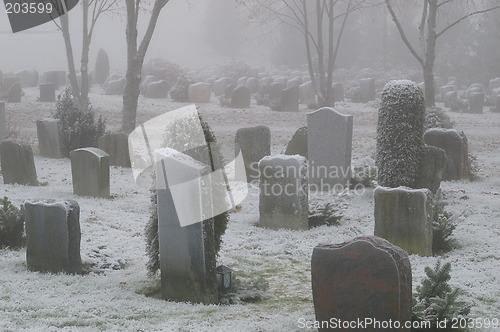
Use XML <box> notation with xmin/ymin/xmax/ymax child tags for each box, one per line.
<box><xmin>0</xmin><ymin>197</ymin><xmax>24</xmax><ymax>248</ymax></box>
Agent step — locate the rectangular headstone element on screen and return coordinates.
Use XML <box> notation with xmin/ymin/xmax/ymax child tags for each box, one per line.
<box><xmin>424</xmin><ymin>129</ymin><xmax>469</xmax><ymax>180</ymax></box>
<box><xmin>39</xmin><ymin>83</ymin><xmax>56</xmax><ymax>102</ymax></box>
<box><xmin>359</xmin><ymin>78</ymin><xmax>375</xmax><ymax>103</ymax></box>
<box><xmin>235</xmin><ymin>125</ymin><xmax>271</xmax><ymax>182</ymax></box>
<box><xmin>281</xmin><ymin>85</ymin><xmax>299</xmax><ymax>112</ymax></box>
<box><xmin>259</xmin><ymin>155</ymin><xmax>308</xmax><ymax>230</ymax></box>
<box><xmin>0</xmin><ymin>139</ymin><xmax>38</xmax><ymax>186</ymax></box>
<box><xmin>98</xmin><ymin>132</ymin><xmax>131</xmax><ymax>167</ymax></box>
<box><xmin>0</xmin><ymin>102</ymin><xmax>5</xmax><ymax>142</ymax></box>
<box><xmin>24</xmin><ymin>200</ymin><xmax>81</xmax><ymax>274</ymax></box>
<box><xmin>36</xmin><ymin>118</ymin><xmax>63</xmax><ymax>158</ymax></box>
<box><xmin>70</xmin><ymin>148</ymin><xmax>110</xmax><ymax>198</ymax></box>
<box><xmin>299</xmin><ymin>81</ymin><xmax>316</xmax><ymax>105</ymax></box>
<box><xmin>307</xmin><ymin>107</ymin><xmax>353</xmax><ymax>191</ymax></box>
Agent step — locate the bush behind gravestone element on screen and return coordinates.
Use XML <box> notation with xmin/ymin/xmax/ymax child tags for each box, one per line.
<box><xmin>0</xmin><ymin>197</ymin><xmax>24</xmax><ymax>248</ymax></box>
<box><xmin>54</xmin><ymin>88</ymin><xmax>106</xmax><ymax>157</ymax></box>
<box><xmin>424</xmin><ymin>107</ymin><xmax>455</xmax><ymax>131</ymax></box>
<box><xmin>94</xmin><ymin>48</ymin><xmax>110</xmax><ymax>85</ymax></box>
<box><xmin>142</xmin><ymin>58</ymin><xmax>183</xmax><ymax>90</ymax></box>
<box><xmin>169</xmin><ymin>76</ymin><xmax>190</xmax><ymax>102</ymax></box>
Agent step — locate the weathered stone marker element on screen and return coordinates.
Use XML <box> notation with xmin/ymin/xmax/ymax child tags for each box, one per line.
<box><xmin>155</xmin><ymin>148</ymin><xmax>218</xmax><ymax>304</ymax></box>
<box><xmin>307</xmin><ymin>107</ymin><xmax>353</xmax><ymax>191</ymax></box>
<box><xmin>230</xmin><ymin>85</ymin><xmax>251</xmax><ymax>108</ymax></box>
<box><xmin>24</xmin><ymin>200</ymin><xmax>81</xmax><ymax>274</ymax></box>
<box><xmin>284</xmin><ymin>126</ymin><xmax>307</xmax><ymax>158</ymax></box>
<box><xmin>70</xmin><ymin>148</ymin><xmax>110</xmax><ymax>198</ymax></box>
<box><xmin>281</xmin><ymin>85</ymin><xmax>299</xmax><ymax>112</ymax></box>
<box><xmin>188</xmin><ymin>82</ymin><xmax>211</xmax><ymax>103</ymax></box>
<box><xmin>97</xmin><ymin>132</ymin><xmax>131</xmax><ymax>167</ymax></box>
<box><xmin>36</xmin><ymin>118</ymin><xmax>63</xmax><ymax>158</ymax></box>
<box><xmin>374</xmin><ymin>187</ymin><xmax>433</xmax><ymax>256</ymax></box>
<box><xmin>235</xmin><ymin>125</ymin><xmax>271</xmax><ymax>182</ymax></box>
<box><xmin>359</xmin><ymin>78</ymin><xmax>376</xmax><ymax>103</ymax></box>
<box><xmin>259</xmin><ymin>155</ymin><xmax>308</xmax><ymax>230</ymax></box>
<box><xmin>39</xmin><ymin>83</ymin><xmax>56</xmax><ymax>102</ymax></box>
<box><xmin>311</xmin><ymin>236</ymin><xmax>412</xmax><ymax>332</ymax></box>
<box><xmin>299</xmin><ymin>81</ymin><xmax>316</xmax><ymax>105</ymax></box>
<box><xmin>0</xmin><ymin>139</ymin><xmax>38</xmax><ymax>186</ymax></box>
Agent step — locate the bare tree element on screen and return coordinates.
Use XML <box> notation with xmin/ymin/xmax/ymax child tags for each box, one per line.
<box><xmin>56</xmin><ymin>0</ymin><xmax>117</xmax><ymax>111</ymax></box>
<box><xmin>385</xmin><ymin>0</ymin><xmax>500</xmax><ymax>106</ymax></box>
<box><xmin>121</xmin><ymin>0</ymin><xmax>171</xmax><ymax>134</ymax></box>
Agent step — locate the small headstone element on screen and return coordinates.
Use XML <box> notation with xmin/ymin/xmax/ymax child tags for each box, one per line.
<box><xmin>444</xmin><ymin>90</ymin><xmax>457</xmax><ymax>107</ymax></box>
<box><xmin>230</xmin><ymin>85</ymin><xmax>251</xmax><ymax>108</ymax></box>
<box><xmin>105</xmin><ymin>77</ymin><xmax>126</xmax><ymax>95</ymax></box>
<box><xmin>140</xmin><ymin>75</ymin><xmax>157</xmax><ymax>95</ymax></box>
<box><xmin>440</xmin><ymin>84</ymin><xmax>457</xmax><ymax>99</ymax></box>
<box><xmin>97</xmin><ymin>132</ymin><xmax>131</xmax><ymax>167</ymax></box>
<box><xmin>36</xmin><ymin>118</ymin><xmax>63</xmax><ymax>158</ymax></box>
<box><xmin>299</xmin><ymin>81</ymin><xmax>316</xmax><ymax>105</ymax></box>
<box><xmin>235</xmin><ymin>125</ymin><xmax>271</xmax><ymax>182</ymax></box>
<box><xmin>286</xmin><ymin>77</ymin><xmax>301</xmax><ymax>88</ymax></box>
<box><xmin>245</xmin><ymin>77</ymin><xmax>259</xmax><ymax>93</ymax></box>
<box><xmin>284</xmin><ymin>126</ymin><xmax>307</xmax><ymax>158</ymax></box>
<box><xmin>213</xmin><ymin>78</ymin><xmax>228</xmax><ymax>97</ymax></box>
<box><xmin>188</xmin><ymin>83</ymin><xmax>211</xmax><ymax>103</ymax></box>
<box><xmin>70</xmin><ymin>148</ymin><xmax>110</xmax><ymax>198</ymax></box>
<box><xmin>374</xmin><ymin>186</ymin><xmax>433</xmax><ymax>256</ymax></box>
<box><xmin>259</xmin><ymin>155</ymin><xmax>308</xmax><ymax>230</ymax></box>
<box><xmin>145</xmin><ymin>80</ymin><xmax>169</xmax><ymax>99</ymax></box>
<box><xmin>311</xmin><ymin>236</ymin><xmax>412</xmax><ymax>332</ymax></box>
<box><xmin>0</xmin><ymin>102</ymin><xmax>5</xmax><ymax>142</ymax></box>
<box><xmin>331</xmin><ymin>82</ymin><xmax>344</xmax><ymax>102</ymax></box>
<box><xmin>488</xmin><ymin>77</ymin><xmax>500</xmax><ymax>91</ymax></box>
<box><xmin>7</xmin><ymin>82</ymin><xmax>22</xmax><ymax>103</ymax></box>
<box><xmin>24</xmin><ymin>200</ymin><xmax>81</xmax><ymax>274</ymax></box>
<box><xmin>39</xmin><ymin>83</ymin><xmax>56</xmax><ymax>102</ymax></box>
<box><xmin>467</xmin><ymin>92</ymin><xmax>484</xmax><ymax>113</ymax></box>
<box><xmin>0</xmin><ymin>139</ymin><xmax>38</xmax><ymax>186</ymax></box>
<box><xmin>237</xmin><ymin>76</ymin><xmax>247</xmax><ymax>87</ymax></box>
<box><xmin>307</xmin><ymin>107</ymin><xmax>353</xmax><ymax>191</ymax></box>
<box><xmin>281</xmin><ymin>85</ymin><xmax>299</xmax><ymax>112</ymax></box>
<box><xmin>359</xmin><ymin>78</ymin><xmax>375</xmax><ymax>103</ymax></box>
<box><xmin>225</xmin><ymin>82</ymin><xmax>237</xmax><ymax>99</ymax></box>
<box><xmin>416</xmin><ymin>145</ymin><xmax>446</xmax><ymax>194</ymax></box>
<box><xmin>269</xmin><ymin>82</ymin><xmax>286</xmax><ymax>100</ymax></box>
<box><xmin>423</xmin><ymin>129</ymin><xmax>469</xmax><ymax>180</ymax></box>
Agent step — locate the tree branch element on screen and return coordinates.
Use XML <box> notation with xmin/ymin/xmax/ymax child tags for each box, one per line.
<box><xmin>437</xmin><ymin>5</ymin><xmax>500</xmax><ymax>38</ymax></box>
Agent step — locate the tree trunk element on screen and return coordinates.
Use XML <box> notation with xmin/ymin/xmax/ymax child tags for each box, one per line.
<box><xmin>423</xmin><ymin>65</ymin><xmax>435</xmax><ymax>106</ymax></box>
<box><xmin>80</xmin><ymin>0</ymin><xmax>90</xmax><ymax>112</ymax></box>
<box><xmin>60</xmin><ymin>13</ymin><xmax>81</xmax><ymax>104</ymax></box>
<box><xmin>122</xmin><ymin>60</ymin><xmax>141</xmax><ymax>133</ymax></box>
<box><xmin>424</xmin><ymin>0</ymin><xmax>438</xmax><ymax>107</ymax></box>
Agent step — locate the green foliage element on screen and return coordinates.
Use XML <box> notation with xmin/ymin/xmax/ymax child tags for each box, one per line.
<box><xmin>425</xmin><ymin>107</ymin><xmax>455</xmax><ymax>131</ymax></box>
<box><xmin>412</xmin><ymin>261</ymin><xmax>471</xmax><ymax>330</ymax></box>
<box><xmin>346</xmin><ymin>86</ymin><xmax>361</xmax><ymax>102</ymax></box>
<box><xmin>169</xmin><ymin>75</ymin><xmax>190</xmax><ymax>102</ymax></box>
<box><xmin>94</xmin><ymin>48</ymin><xmax>110</xmax><ymax>85</ymax></box>
<box><xmin>54</xmin><ymin>88</ymin><xmax>106</xmax><ymax>157</ymax></box>
<box><xmin>219</xmin><ymin>274</ymin><xmax>269</xmax><ymax>305</ymax></box>
<box><xmin>449</xmin><ymin>97</ymin><xmax>468</xmax><ymax>112</ymax></box>
<box><xmin>431</xmin><ymin>191</ymin><xmax>457</xmax><ymax>255</ymax></box>
<box><xmin>308</xmin><ymin>202</ymin><xmax>343</xmax><ymax>228</ymax></box>
<box><xmin>0</xmin><ymin>197</ymin><xmax>24</xmax><ymax>249</ymax></box>
<box><xmin>350</xmin><ymin>165</ymin><xmax>378</xmax><ymax>188</ymax></box>
<box><xmin>467</xmin><ymin>153</ymin><xmax>480</xmax><ymax>181</ymax></box>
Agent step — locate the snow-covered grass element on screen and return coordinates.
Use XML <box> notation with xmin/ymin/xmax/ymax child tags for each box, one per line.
<box><xmin>0</xmin><ymin>88</ymin><xmax>499</xmax><ymax>331</ymax></box>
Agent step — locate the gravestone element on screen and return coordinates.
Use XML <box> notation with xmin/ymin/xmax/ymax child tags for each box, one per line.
<box><xmin>24</xmin><ymin>200</ymin><xmax>81</xmax><ymax>274</ymax></box>
<box><xmin>299</xmin><ymin>81</ymin><xmax>316</xmax><ymax>105</ymax></box>
<box><xmin>188</xmin><ymin>83</ymin><xmax>211</xmax><ymax>103</ymax></box>
<box><xmin>145</xmin><ymin>80</ymin><xmax>169</xmax><ymax>99</ymax></box>
<box><xmin>331</xmin><ymin>82</ymin><xmax>344</xmax><ymax>102</ymax></box>
<box><xmin>286</xmin><ymin>77</ymin><xmax>301</xmax><ymax>88</ymax></box>
<box><xmin>3</xmin><ymin>77</ymin><xmax>20</xmax><ymax>92</ymax></box>
<box><xmin>281</xmin><ymin>85</ymin><xmax>299</xmax><ymax>112</ymax></box>
<box><xmin>374</xmin><ymin>186</ymin><xmax>433</xmax><ymax>256</ymax></box>
<box><xmin>140</xmin><ymin>75</ymin><xmax>157</xmax><ymax>95</ymax></box>
<box><xmin>225</xmin><ymin>82</ymin><xmax>237</xmax><ymax>99</ymax></box>
<box><xmin>259</xmin><ymin>155</ymin><xmax>308</xmax><ymax>230</ymax></box>
<box><xmin>488</xmin><ymin>77</ymin><xmax>500</xmax><ymax>91</ymax></box>
<box><xmin>416</xmin><ymin>145</ymin><xmax>446</xmax><ymax>194</ymax></box>
<box><xmin>0</xmin><ymin>102</ymin><xmax>5</xmax><ymax>142</ymax></box>
<box><xmin>444</xmin><ymin>90</ymin><xmax>457</xmax><ymax>107</ymax></box>
<box><xmin>269</xmin><ymin>82</ymin><xmax>286</xmax><ymax>100</ymax></box>
<box><xmin>235</xmin><ymin>125</ymin><xmax>271</xmax><ymax>182</ymax></box>
<box><xmin>7</xmin><ymin>82</ymin><xmax>22</xmax><ymax>103</ymax></box>
<box><xmin>307</xmin><ymin>107</ymin><xmax>353</xmax><ymax>191</ymax></box>
<box><xmin>97</xmin><ymin>132</ymin><xmax>131</xmax><ymax>167</ymax></box>
<box><xmin>440</xmin><ymin>84</ymin><xmax>457</xmax><ymax>99</ymax></box>
<box><xmin>467</xmin><ymin>92</ymin><xmax>484</xmax><ymax>113</ymax></box>
<box><xmin>311</xmin><ymin>236</ymin><xmax>412</xmax><ymax>332</ymax></box>
<box><xmin>70</xmin><ymin>148</ymin><xmax>110</xmax><ymax>198</ymax></box>
<box><xmin>359</xmin><ymin>78</ymin><xmax>375</xmax><ymax>103</ymax></box>
<box><xmin>423</xmin><ymin>129</ymin><xmax>469</xmax><ymax>180</ymax></box>
<box><xmin>39</xmin><ymin>83</ymin><xmax>56</xmax><ymax>102</ymax></box>
<box><xmin>259</xmin><ymin>77</ymin><xmax>272</xmax><ymax>88</ymax></box>
<box><xmin>284</xmin><ymin>126</ymin><xmax>307</xmax><ymax>158</ymax></box>
<box><xmin>213</xmin><ymin>77</ymin><xmax>227</xmax><ymax>97</ymax></box>
<box><xmin>36</xmin><ymin>118</ymin><xmax>63</xmax><ymax>158</ymax></box>
<box><xmin>230</xmin><ymin>85</ymin><xmax>251</xmax><ymax>109</ymax></box>
<box><xmin>237</xmin><ymin>76</ymin><xmax>247</xmax><ymax>87</ymax></box>
<box><xmin>495</xmin><ymin>95</ymin><xmax>500</xmax><ymax>113</ymax></box>
<box><xmin>245</xmin><ymin>77</ymin><xmax>259</xmax><ymax>93</ymax></box>
<box><xmin>105</xmin><ymin>77</ymin><xmax>126</xmax><ymax>95</ymax></box>
<box><xmin>0</xmin><ymin>139</ymin><xmax>38</xmax><ymax>186</ymax></box>
<box><xmin>155</xmin><ymin>148</ymin><xmax>218</xmax><ymax>304</ymax></box>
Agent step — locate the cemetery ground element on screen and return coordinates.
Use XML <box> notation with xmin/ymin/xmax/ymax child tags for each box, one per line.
<box><xmin>0</xmin><ymin>87</ymin><xmax>499</xmax><ymax>331</ymax></box>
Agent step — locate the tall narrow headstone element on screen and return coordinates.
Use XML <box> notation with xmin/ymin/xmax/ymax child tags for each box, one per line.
<box><xmin>259</xmin><ymin>155</ymin><xmax>308</xmax><ymax>230</ymax></box>
<box><xmin>284</xmin><ymin>126</ymin><xmax>307</xmax><ymax>158</ymax></box>
<box><xmin>467</xmin><ymin>92</ymin><xmax>484</xmax><ymax>113</ymax></box>
<box><xmin>331</xmin><ymin>82</ymin><xmax>344</xmax><ymax>102</ymax></box>
<box><xmin>281</xmin><ymin>85</ymin><xmax>299</xmax><ymax>112</ymax></box>
<box><xmin>230</xmin><ymin>85</ymin><xmax>251</xmax><ymax>108</ymax></box>
<box><xmin>0</xmin><ymin>102</ymin><xmax>5</xmax><ymax>142</ymax></box>
<box><xmin>155</xmin><ymin>148</ymin><xmax>218</xmax><ymax>304</ymax></box>
<box><xmin>7</xmin><ymin>82</ymin><xmax>22</xmax><ymax>103</ymax></box>
<box><xmin>98</xmin><ymin>133</ymin><xmax>131</xmax><ymax>167</ymax></box>
<box><xmin>307</xmin><ymin>108</ymin><xmax>353</xmax><ymax>191</ymax></box>
<box><xmin>299</xmin><ymin>81</ymin><xmax>316</xmax><ymax>105</ymax></box>
<box><xmin>36</xmin><ymin>118</ymin><xmax>63</xmax><ymax>158</ymax></box>
<box><xmin>39</xmin><ymin>83</ymin><xmax>56</xmax><ymax>102</ymax></box>
<box><xmin>24</xmin><ymin>200</ymin><xmax>81</xmax><ymax>274</ymax></box>
<box><xmin>312</xmin><ymin>236</ymin><xmax>412</xmax><ymax>332</ymax></box>
<box><xmin>359</xmin><ymin>78</ymin><xmax>376</xmax><ymax>103</ymax></box>
<box><xmin>70</xmin><ymin>148</ymin><xmax>110</xmax><ymax>198</ymax></box>
<box><xmin>235</xmin><ymin>125</ymin><xmax>271</xmax><ymax>182</ymax></box>
<box><xmin>0</xmin><ymin>139</ymin><xmax>38</xmax><ymax>186</ymax></box>
<box><xmin>213</xmin><ymin>78</ymin><xmax>228</xmax><ymax>97</ymax></box>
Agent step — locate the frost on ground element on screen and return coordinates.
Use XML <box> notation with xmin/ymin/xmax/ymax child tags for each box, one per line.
<box><xmin>0</xmin><ymin>88</ymin><xmax>499</xmax><ymax>331</ymax></box>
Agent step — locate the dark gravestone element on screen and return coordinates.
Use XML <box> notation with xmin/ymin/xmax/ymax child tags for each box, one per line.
<box><xmin>299</xmin><ymin>81</ymin><xmax>316</xmax><ymax>105</ymax></box>
<box><xmin>235</xmin><ymin>125</ymin><xmax>271</xmax><ymax>182</ymax></box>
<box><xmin>359</xmin><ymin>78</ymin><xmax>376</xmax><ymax>103</ymax></box>
<box><xmin>36</xmin><ymin>118</ymin><xmax>63</xmax><ymax>158</ymax></box>
<box><xmin>467</xmin><ymin>92</ymin><xmax>484</xmax><ymax>113</ymax></box>
<box><xmin>246</xmin><ymin>77</ymin><xmax>259</xmax><ymax>93</ymax></box>
<box><xmin>25</xmin><ymin>200</ymin><xmax>81</xmax><ymax>274</ymax></box>
<box><xmin>495</xmin><ymin>95</ymin><xmax>500</xmax><ymax>113</ymax></box>
<box><xmin>281</xmin><ymin>85</ymin><xmax>299</xmax><ymax>112</ymax></box>
<box><xmin>97</xmin><ymin>132</ymin><xmax>131</xmax><ymax>167</ymax></box>
<box><xmin>0</xmin><ymin>102</ymin><xmax>5</xmax><ymax>142</ymax></box>
<box><xmin>416</xmin><ymin>145</ymin><xmax>446</xmax><ymax>194</ymax></box>
<box><xmin>145</xmin><ymin>80</ymin><xmax>169</xmax><ymax>99</ymax></box>
<box><xmin>0</xmin><ymin>139</ymin><xmax>38</xmax><ymax>186</ymax></box>
<box><xmin>105</xmin><ymin>78</ymin><xmax>126</xmax><ymax>95</ymax></box>
<box><xmin>230</xmin><ymin>85</ymin><xmax>251</xmax><ymax>108</ymax></box>
<box><xmin>225</xmin><ymin>82</ymin><xmax>237</xmax><ymax>99</ymax></box>
<box><xmin>39</xmin><ymin>83</ymin><xmax>56</xmax><ymax>102</ymax></box>
<box><xmin>284</xmin><ymin>126</ymin><xmax>307</xmax><ymax>158</ymax></box>
<box><xmin>331</xmin><ymin>82</ymin><xmax>344</xmax><ymax>102</ymax></box>
<box><xmin>213</xmin><ymin>77</ymin><xmax>227</xmax><ymax>97</ymax></box>
<box><xmin>269</xmin><ymin>82</ymin><xmax>286</xmax><ymax>100</ymax></box>
<box><xmin>7</xmin><ymin>82</ymin><xmax>22</xmax><ymax>103</ymax></box>
<box><xmin>423</xmin><ymin>129</ymin><xmax>469</xmax><ymax>180</ymax></box>
<box><xmin>444</xmin><ymin>91</ymin><xmax>457</xmax><ymax>108</ymax></box>
<box><xmin>312</xmin><ymin>236</ymin><xmax>412</xmax><ymax>332</ymax></box>
<box><xmin>70</xmin><ymin>148</ymin><xmax>110</xmax><ymax>198</ymax></box>
<box><xmin>140</xmin><ymin>75</ymin><xmax>157</xmax><ymax>95</ymax></box>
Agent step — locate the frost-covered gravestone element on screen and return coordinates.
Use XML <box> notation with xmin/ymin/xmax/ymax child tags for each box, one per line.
<box><xmin>495</xmin><ymin>95</ymin><xmax>500</xmax><ymax>113</ymax></box>
<box><xmin>155</xmin><ymin>148</ymin><xmax>218</xmax><ymax>304</ymax></box>
<box><xmin>39</xmin><ymin>83</ymin><xmax>56</xmax><ymax>102</ymax></box>
<box><xmin>105</xmin><ymin>77</ymin><xmax>126</xmax><ymax>95</ymax></box>
<box><xmin>36</xmin><ymin>118</ymin><xmax>63</xmax><ymax>158</ymax></box>
<box><xmin>376</xmin><ymin>80</ymin><xmax>425</xmax><ymax>188</ymax></box>
<box><xmin>285</xmin><ymin>126</ymin><xmax>307</xmax><ymax>158</ymax></box>
<box><xmin>70</xmin><ymin>148</ymin><xmax>110</xmax><ymax>198</ymax></box>
<box><xmin>299</xmin><ymin>81</ymin><xmax>315</xmax><ymax>105</ymax></box>
<box><xmin>188</xmin><ymin>82</ymin><xmax>211</xmax><ymax>103</ymax></box>
<box><xmin>374</xmin><ymin>187</ymin><xmax>433</xmax><ymax>256</ymax></box>
<box><xmin>0</xmin><ymin>102</ymin><xmax>5</xmax><ymax>142</ymax></box>
<box><xmin>467</xmin><ymin>92</ymin><xmax>484</xmax><ymax>113</ymax></box>
<box><xmin>98</xmin><ymin>132</ymin><xmax>131</xmax><ymax>167</ymax></box>
<box><xmin>307</xmin><ymin>107</ymin><xmax>353</xmax><ymax>191</ymax></box>
<box><xmin>281</xmin><ymin>85</ymin><xmax>299</xmax><ymax>112</ymax></box>
<box><xmin>259</xmin><ymin>155</ymin><xmax>308</xmax><ymax>230</ymax></box>
<box><xmin>24</xmin><ymin>200</ymin><xmax>81</xmax><ymax>274</ymax></box>
<box><xmin>145</xmin><ymin>80</ymin><xmax>169</xmax><ymax>99</ymax></box>
<box><xmin>7</xmin><ymin>82</ymin><xmax>22</xmax><ymax>103</ymax></box>
<box><xmin>417</xmin><ymin>145</ymin><xmax>446</xmax><ymax>194</ymax></box>
<box><xmin>213</xmin><ymin>77</ymin><xmax>227</xmax><ymax>97</ymax></box>
<box><xmin>423</xmin><ymin>129</ymin><xmax>469</xmax><ymax>181</ymax></box>
<box><xmin>0</xmin><ymin>139</ymin><xmax>38</xmax><ymax>186</ymax></box>
<box><xmin>331</xmin><ymin>82</ymin><xmax>344</xmax><ymax>102</ymax></box>
<box><xmin>269</xmin><ymin>82</ymin><xmax>286</xmax><ymax>100</ymax></box>
<box><xmin>140</xmin><ymin>75</ymin><xmax>157</xmax><ymax>95</ymax></box>
<box><xmin>359</xmin><ymin>78</ymin><xmax>375</xmax><ymax>103</ymax></box>
<box><xmin>230</xmin><ymin>85</ymin><xmax>251</xmax><ymax>108</ymax></box>
<box><xmin>235</xmin><ymin>125</ymin><xmax>271</xmax><ymax>182</ymax></box>
<box><xmin>311</xmin><ymin>236</ymin><xmax>412</xmax><ymax>332</ymax></box>
<box><xmin>246</xmin><ymin>77</ymin><xmax>259</xmax><ymax>93</ymax></box>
